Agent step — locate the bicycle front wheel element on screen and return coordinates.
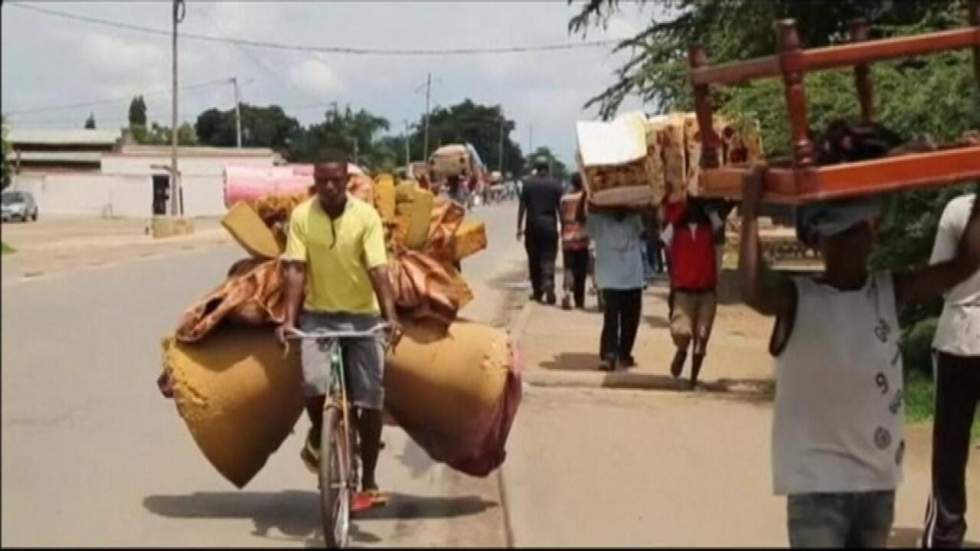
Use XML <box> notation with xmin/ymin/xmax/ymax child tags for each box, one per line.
<box><xmin>320</xmin><ymin>404</ymin><xmax>352</xmax><ymax>548</ymax></box>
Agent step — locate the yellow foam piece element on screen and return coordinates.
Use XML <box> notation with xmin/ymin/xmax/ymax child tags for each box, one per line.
<box><xmin>374</xmin><ymin>173</ymin><xmax>397</xmax><ymax>223</ymax></box>
<box><xmin>453</xmin><ymin>221</ymin><xmax>487</xmax><ymax>261</ymax></box>
<box><xmin>162</xmin><ymin>326</ymin><xmax>304</xmax><ymax>488</ymax></box>
<box><xmin>405</xmin><ymin>188</ymin><xmax>434</xmax><ymax>250</ymax></box>
<box><xmin>222</xmin><ymin>202</ymin><xmax>283</xmax><ymax>259</ymax></box>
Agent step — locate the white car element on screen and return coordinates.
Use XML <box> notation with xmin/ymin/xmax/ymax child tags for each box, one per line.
<box><xmin>1</xmin><ymin>190</ymin><xmax>39</xmax><ymax>223</ymax></box>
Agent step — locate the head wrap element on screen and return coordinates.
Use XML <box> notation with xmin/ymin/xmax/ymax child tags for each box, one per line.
<box><xmin>795</xmin><ymin>197</ymin><xmax>882</xmax><ymax>246</ymax></box>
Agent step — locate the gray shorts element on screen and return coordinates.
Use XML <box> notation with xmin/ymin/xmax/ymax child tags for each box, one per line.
<box><xmin>299</xmin><ymin>311</ymin><xmax>385</xmax><ymax>410</ymax></box>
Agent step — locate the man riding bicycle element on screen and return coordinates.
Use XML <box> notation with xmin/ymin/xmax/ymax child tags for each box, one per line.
<box><xmin>275</xmin><ymin>148</ymin><xmax>402</xmax><ymax>513</ymax></box>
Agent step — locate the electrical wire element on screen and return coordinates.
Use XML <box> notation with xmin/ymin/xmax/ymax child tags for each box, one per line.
<box><xmin>8</xmin><ymin>2</ymin><xmax>623</xmax><ymax>56</ymax></box>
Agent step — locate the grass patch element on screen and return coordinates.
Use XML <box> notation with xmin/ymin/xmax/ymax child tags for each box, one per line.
<box><xmin>905</xmin><ymin>369</ymin><xmax>980</xmax><ymax>443</ymax></box>
<box><xmin>1</xmin><ymin>241</ymin><xmax>14</xmax><ymax>254</ymax></box>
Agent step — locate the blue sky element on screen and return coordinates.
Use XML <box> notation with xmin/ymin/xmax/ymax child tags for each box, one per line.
<box><xmin>1</xmin><ymin>1</ymin><xmax>652</xmax><ymax>164</ymax></box>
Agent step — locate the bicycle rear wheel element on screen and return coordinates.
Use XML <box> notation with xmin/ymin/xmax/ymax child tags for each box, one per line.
<box><xmin>320</xmin><ymin>404</ymin><xmax>352</xmax><ymax>548</ymax></box>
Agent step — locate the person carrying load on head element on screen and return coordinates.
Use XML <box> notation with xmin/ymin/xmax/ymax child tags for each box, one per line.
<box><xmin>739</xmin><ymin>120</ymin><xmax>980</xmax><ymax>547</ymax></box>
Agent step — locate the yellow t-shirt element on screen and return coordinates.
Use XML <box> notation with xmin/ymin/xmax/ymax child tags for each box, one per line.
<box><xmin>284</xmin><ymin>196</ymin><xmax>388</xmax><ymax>315</ymax></box>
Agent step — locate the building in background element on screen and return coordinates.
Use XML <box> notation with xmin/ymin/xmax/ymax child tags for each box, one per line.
<box><xmin>5</xmin><ymin>128</ymin><xmax>281</xmax><ymax>217</ymax></box>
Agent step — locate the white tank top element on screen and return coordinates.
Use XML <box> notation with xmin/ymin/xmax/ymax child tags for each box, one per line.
<box><xmin>772</xmin><ymin>272</ymin><xmax>904</xmax><ymax>495</ymax></box>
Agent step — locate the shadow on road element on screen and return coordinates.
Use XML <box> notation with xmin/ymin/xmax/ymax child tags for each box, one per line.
<box><xmin>540</xmin><ymin>352</ymin><xmax>599</xmax><ymax>371</ymax></box>
<box><xmin>355</xmin><ymin>492</ymin><xmax>498</xmax><ymax>521</ymax></box>
<box><xmin>142</xmin><ymin>489</ymin><xmax>497</xmax><ymax>544</ymax></box>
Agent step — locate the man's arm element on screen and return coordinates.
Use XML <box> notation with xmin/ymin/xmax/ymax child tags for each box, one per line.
<box><xmin>368</xmin><ymin>266</ymin><xmax>402</xmax><ymax>344</ymax></box>
<box><xmin>739</xmin><ymin>165</ymin><xmax>795</xmax><ymax>317</ymax></box>
<box><xmin>516</xmin><ymin>188</ymin><xmax>527</xmax><ymax>240</ymax></box>
<box><xmin>894</xmin><ymin>194</ymin><xmax>980</xmax><ymax>306</ymax></box>
<box><xmin>276</xmin><ymin>260</ymin><xmax>306</xmax><ymax>344</ymax></box>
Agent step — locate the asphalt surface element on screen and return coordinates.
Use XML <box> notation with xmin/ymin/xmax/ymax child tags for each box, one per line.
<box><xmin>1</xmin><ymin>201</ymin><xmax>525</xmax><ymax>547</ymax></box>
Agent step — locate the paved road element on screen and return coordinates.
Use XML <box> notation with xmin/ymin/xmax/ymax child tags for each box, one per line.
<box><xmin>1</xmin><ymin>201</ymin><xmax>526</xmax><ymax>547</ymax></box>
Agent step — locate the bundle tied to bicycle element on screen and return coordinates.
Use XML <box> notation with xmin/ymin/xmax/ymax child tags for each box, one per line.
<box><xmin>160</xmin><ymin>172</ymin><xmax>521</xmax><ymax>489</ymax></box>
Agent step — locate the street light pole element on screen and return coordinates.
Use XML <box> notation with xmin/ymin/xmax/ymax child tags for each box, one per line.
<box><xmin>170</xmin><ymin>0</ymin><xmax>185</xmax><ymax>216</ymax></box>
<box><xmin>231</xmin><ymin>77</ymin><xmax>242</xmax><ymax>148</ymax></box>
<box><xmin>403</xmin><ymin>119</ymin><xmax>411</xmax><ymax>167</ymax></box>
<box><xmin>423</xmin><ymin>72</ymin><xmax>432</xmax><ymax>160</ymax></box>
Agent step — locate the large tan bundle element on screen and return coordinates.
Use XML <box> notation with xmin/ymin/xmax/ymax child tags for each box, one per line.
<box><xmin>161</xmin><ymin>326</ymin><xmax>304</xmax><ymax>488</ymax></box>
<box><xmin>161</xmin><ymin>319</ymin><xmax>521</xmax><ymax>486</ymax></box>
<box><xmin>428</xmin><ymin>144</ymin><xmax>472</xmax><ymax>179</ymax></box>
<box><xmin>660</xmin><ymin>114</ymin><xmax>688</xmax><ymax>202</ymax></box>
<box><xmin>384</xmin><ymin>319</ymin><xmax>521</xmax><ymax>477</ymax></box>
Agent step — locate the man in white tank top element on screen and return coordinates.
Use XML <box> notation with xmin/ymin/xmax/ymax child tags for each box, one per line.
<box><xmin>921</xmin><ymin>192</ymin><xmax>980</xmax><ymax>548</ymax></box>
<box><xmin>738</xmin><ymin>166</ymin><xmax>980</xmax><ymax>548</ymax></box>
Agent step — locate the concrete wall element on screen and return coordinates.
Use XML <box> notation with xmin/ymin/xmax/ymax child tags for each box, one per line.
<box><xmin>12</xmin><ymin>173</ymin><xmax>153</xmax><ymax>217</ymax></box>
<box><xmin>10</xmin><ymin>172</ymin><xmax>227</xmax><ymax>217</ymax></box>
<box><xmin>101</xmin><ymin>155</ymin><xmax>274</xmax><ymax>177</ymax></box>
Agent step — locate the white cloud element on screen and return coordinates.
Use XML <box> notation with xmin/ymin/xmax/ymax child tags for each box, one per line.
<box><xmin>288</xmin><ymin>59</ymin><xmax>345</xmax><ymax>96</ymax></box>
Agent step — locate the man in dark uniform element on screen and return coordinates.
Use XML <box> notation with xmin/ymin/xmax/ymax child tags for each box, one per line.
<box><xmin>516</xmin><ymin>158</ymin><xmax>563</xmax><ymax>304</ymax></box>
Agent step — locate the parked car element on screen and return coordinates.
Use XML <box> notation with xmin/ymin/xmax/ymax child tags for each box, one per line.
<box><xmin>1</xmin><ymin>190</ymin><xmax>39</xmax><ymax>223</ymax></box>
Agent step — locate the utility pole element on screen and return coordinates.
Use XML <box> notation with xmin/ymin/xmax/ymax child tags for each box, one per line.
<box><xmin>352</xmin><ymin>137</ymin><xmax>359</xmax><ymax>165</ymax></box>
<box><xmin>170</xmin><ymin>0</ymin><xmax>186</xmax><ymax>216</ymax></box>
<box><xmin>231</xmin><ymin>77</ymin><xmax>242</xmax><ymax>148</ymax></box>
<box><xmin>528</xmin><ymin>124</ymin><xmax>534</xmax><ymax>156</ymax></box>
<box><xmin>403</xmin><ymin>120</ymin><xmax>411</xmax><ymax>167</ymax></box>
<box><xmin>423</xmin><ymin>72</ymin><xmax>432</xmax><ymax>160</ymax></box>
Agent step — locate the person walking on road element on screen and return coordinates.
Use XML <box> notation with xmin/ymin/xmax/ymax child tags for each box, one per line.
<box><xmin>663</xmin><ymin>197</ymin><xmax>724</xmax><ymax>390</ymax></box>
<box><xmin>560</xmin><ymin>172</ymin><xmax>590</xmax><ymax>310</ymax></box>
<box><xmin>739</xmin><ymin>163</ymin><xmax>980</xmax><ymax>548</ymax></box>
<box><xmin>276</xmin><ymin>149</ymin><xmax>403</xmax><ymax>513</ymax></box>
<box><xmin>587</xmin><ymin>204</ymin><xmax>646</xmax><ymax>371</ymax></box>
<box><xmin>921</xmin><ymin>191</ymin><xmax>980</xmax><ymax>549</ymax></box>
<box><xmin>517</xmin><ymin>158</ymin><xmax>563</xmax><ymax>304</ymax></box>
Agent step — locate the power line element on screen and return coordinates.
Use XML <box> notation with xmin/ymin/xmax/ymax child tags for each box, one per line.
<box><xmin>9</xmin><ymin>2</ymin><xmax>624</xmax><ymax>56</ymax></box>
<box><xmin>4</xmin><ymin>78</ymin><xmax>233</xmax><ymax>116</ymax></box>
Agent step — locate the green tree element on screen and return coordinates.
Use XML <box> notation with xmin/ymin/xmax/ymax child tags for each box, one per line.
<box><xmin>288</xmin><ymin>104</ymin><xmax>390</xmax><ymax>165</ymax></box>
<box><xmin>1</xmin><ymin>116</ymin><xmax>11</xmax><ymax>190</ymax></box>
<box><xmin>128</xmin><ymin>96</ymin><xmax>147</xmax><ymax>126</ymax></box>
<box><xmin>84</xmin><ymin>113</ymin><xmax>96</xmax><ymax>129</ymax></box>
<box><xmin>528</xmin><ymin>146</ymin><xmax>569</xmax><ymax>180</ymax></box>
<box><xmin>196</xmin><ymin>103</ymin><xmax>301</xmax><ymax>153</ymax></box>
<box><xmin>412</xmin><ymin>100</ymin><xmax>525</xmax><ymax>176</ymax></box>
<box><xmin>571</xmin><ymin>0</ymin><xmax>979</xmax><ymax>375</ymax></box>
<box><xmin>128</xmin><ymin>96</ymin><xmax>148</xmax><ymax>143</ymax></box>
<box><xmin>140</xmin><ymin>122</ymin><xmax>198</xmax><ymax>146</ymax></box>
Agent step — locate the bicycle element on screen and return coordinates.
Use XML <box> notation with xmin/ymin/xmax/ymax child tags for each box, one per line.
<box><xmin>287</xmin><ymin>323</ymin><xmax>390</xmax><ymax>548</ymax></box>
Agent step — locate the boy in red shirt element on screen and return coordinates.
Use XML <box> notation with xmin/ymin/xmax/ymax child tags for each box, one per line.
<box><xmin>664</xmin><ymin>198</ymin><xmax>724</xmax><ymax>389</ymax></box>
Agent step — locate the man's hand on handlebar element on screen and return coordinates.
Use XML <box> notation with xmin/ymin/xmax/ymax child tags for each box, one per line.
<box><xmin>385</xmin><ymin>317</ymin><xmax>404</xmax><ymax>348</ymax></box>
<box><xmin>276</xmin><ymin>321</ymin><xmax>298</xmax><ymax>346</ymax></box>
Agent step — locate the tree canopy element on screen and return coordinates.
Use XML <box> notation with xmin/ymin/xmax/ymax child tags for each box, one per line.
<box><xmin>84</xmin><ymin>113</ymin><xmax>96</xmax><ymax>129</ymax></box>
<box><xmin>1</xmin><ymin>116</ymin><xmax>11</xmax><ymax>190</ymax></box>
<box><xmin>570</xmin><ymin>0</ymin><xmax>980</xmax><ymax>371</ymax></box>
<box><xmin>128</xmin><ymin>96</ymin><xmax>147</xmax><ymax>127</ymax></box>
<box><xmin>195</xmin><ymin>103</ymin><xmax>300</xmax><ymax>152</ymax></box>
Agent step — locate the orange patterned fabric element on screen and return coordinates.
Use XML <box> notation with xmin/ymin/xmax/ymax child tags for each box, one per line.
<box><xmin>175</xmin><ymin>259</ymin><xmax>288</xmax><ymax>343</ymax></box>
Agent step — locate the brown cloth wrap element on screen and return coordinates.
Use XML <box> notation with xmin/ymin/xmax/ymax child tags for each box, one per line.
<box><xmin>176</xmin><ymin>195</ymin><xmax>473</xmax><ymax>342</ymax></box>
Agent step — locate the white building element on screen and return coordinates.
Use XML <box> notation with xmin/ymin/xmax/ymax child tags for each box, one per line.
<box><xmin>8</xmin><ymin>129</ymin><xmax>281</xmax><ymax>217</ymax></box>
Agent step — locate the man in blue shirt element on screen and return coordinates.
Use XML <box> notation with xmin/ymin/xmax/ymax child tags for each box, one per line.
<box><xmin>587</xmin><ymin>205</ymin><xmax>646</xmax><ymax>371</ymax></box>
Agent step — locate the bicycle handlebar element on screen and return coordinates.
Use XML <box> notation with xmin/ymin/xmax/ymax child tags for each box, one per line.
<box><xmin>286</xmin><ymin>323</ymin><xmax>391</xmax><ymax>340</ymax></box>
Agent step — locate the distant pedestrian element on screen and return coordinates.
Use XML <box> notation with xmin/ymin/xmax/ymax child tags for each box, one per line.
<box><xmin>560</xmin><ymin>173</ymin><xmax>590</xmax><ymax>310</ymax></box>
<box><xmin>517</xmin><ymin>158</ymin><xmax>563</xmax><ymax>305</ymax></box>
<box><xmin>587</xmin><ymin>204</ymin><xmax>645</xmax><ymax>371</ymax></box>
<box><xmin>664</xmin><ymin>197</ymin><xmax>722</xmax><ymax>390</ymax></box>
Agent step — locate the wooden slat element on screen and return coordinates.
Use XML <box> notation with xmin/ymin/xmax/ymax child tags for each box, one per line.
<box><xmin>802</xmin><ymin>27</ymin><xmax>979</xmax><ymax>72</ymax></box>
<box><xmin>690</xmin><ymin>55</ymin><xmax>780</xmax><ymax>85</ymax></box>
<box><xmin>690</xmin><ymin>28</ymin><xmax>979</xmax><ymax>87</ymax></box>
<box><xmin>699</xmin><ymin>146</ymin><xmax>980</xmax><ymax>204</ymax></box>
